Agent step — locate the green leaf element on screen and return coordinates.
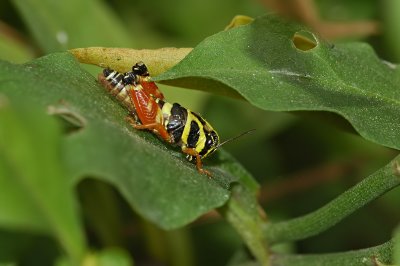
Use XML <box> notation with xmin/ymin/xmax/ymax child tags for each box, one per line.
<box><xmin>0</xmin><ymin>52</ymin><xmax>258</xmax><ymax>230</ymax></box>
<box><xmin>10</xmin><ymin>0</ymin><xmax>133</xmax><ymax>52</ymax></box>
<box><xmin>155</xmin><ymin>14</ymin><xmax>400</xmax><ymax>151</ymax></box>
<box><xmin>0</xmin><ymin>102</ymin><xmax>86</xmax><ymax>261</ymax></box>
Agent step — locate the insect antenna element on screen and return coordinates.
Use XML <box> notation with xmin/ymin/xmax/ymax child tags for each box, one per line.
<box><xmin>217</xmin><ymin>129</ymin><xmax>256</xmax><ymax>148</ymax></box>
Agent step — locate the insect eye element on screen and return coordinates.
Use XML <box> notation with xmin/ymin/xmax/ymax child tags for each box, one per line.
<box><xmin>206</xmin><ymin>134</ymin><xmax>215</xmax><ymax>147</ymax></box>
<box><xmin>207</xmin><ymin>138</ymin><xmax>212</xmax><ymax>146</ymax></box>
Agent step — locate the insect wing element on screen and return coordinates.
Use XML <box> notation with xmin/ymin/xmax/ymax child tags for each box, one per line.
<box><xmin>128</xmin><ymin>84</ymin><xmax>161</xmax><ymax>125</ymax></box>
<box><xmin>141</xmin><ymin>80</ymin><xmax>165</xmax><ymax>100</ymax></box>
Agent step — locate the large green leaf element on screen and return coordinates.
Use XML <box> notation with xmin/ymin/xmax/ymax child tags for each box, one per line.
<box><xmin>155</xmin><ymin>14</ymin><xmax>400</xmax><ymax>151</ymax></box>
<box><xmin>0</xmin><ymin>53</ymin><xmax>257</xmax><ymax>230</ymax></box>
<box><xmin>0</xmin><ymin>102</ymin><xmax>86</xmax><ymax>261</ymax></box>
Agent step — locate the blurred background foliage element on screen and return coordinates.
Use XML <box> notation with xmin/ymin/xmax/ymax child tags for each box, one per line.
<box><xmin>0</xmin><ymin>0</ymin><xmax>399</xmax><ymax>265</ymax></box>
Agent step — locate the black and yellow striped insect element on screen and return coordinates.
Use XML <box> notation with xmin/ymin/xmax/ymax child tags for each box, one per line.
<box><xmin>98</xmin><ymin>62</ymin><xmax>252</xmax><ymax>177</ymax></box>
<box><xmin>152</xmin><ymin>98</ymin><xmax>220</xmax><ymax>176</ymax></box>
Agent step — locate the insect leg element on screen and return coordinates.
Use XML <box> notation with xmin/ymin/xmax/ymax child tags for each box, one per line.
<box><xmin>127</xmin><ymin>120</ymin><xmax>172</xmax><ymax>143</ymax></box>
<box><xmin>182</xmin><ymin>147</ymin><xmax>212</xmax><ymax>177</ymax></box>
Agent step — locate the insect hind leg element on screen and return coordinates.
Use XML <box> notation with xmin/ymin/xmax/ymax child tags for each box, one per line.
<box><xmin>182</xmin><ymin>147</ymin><xmax>212</xmax><ymax>178</ymax></box>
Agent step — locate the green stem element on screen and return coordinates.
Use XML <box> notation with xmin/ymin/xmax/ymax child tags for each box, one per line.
<box><xmin>271</xmin><ymin>240</ymin><xmax>393</xmax><ymax>266</ymax></box>
<box><xmin>220</xmin><ymin>185</ymin><xmax>270</xmax><ymax>266</ymax></box>
<box><xmin>264</xmin><ymin>156</ymin><xmax>400</xmax><ymax>244</ymax></box>
<box><xmin>141</xmin><ymin>220</ymin><xmax>195</xmax><ymax>266</ymax></box>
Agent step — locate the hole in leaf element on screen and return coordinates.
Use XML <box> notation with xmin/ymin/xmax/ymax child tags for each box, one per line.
<box><xmin>224</xmin><ymin>15</ymin><xmax>254</xmax><ymax>30</ymax></box>
<box><xmin>292</xmin><ymin>30</ymin><xmax>318</xmax><ymax>51</ymax></box>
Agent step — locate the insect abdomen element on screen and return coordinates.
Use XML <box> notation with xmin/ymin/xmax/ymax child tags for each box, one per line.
<box><xmin>98</xmin><ymin>70</ymin><xmax>136</xmax><ymax>113</ymax></box>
